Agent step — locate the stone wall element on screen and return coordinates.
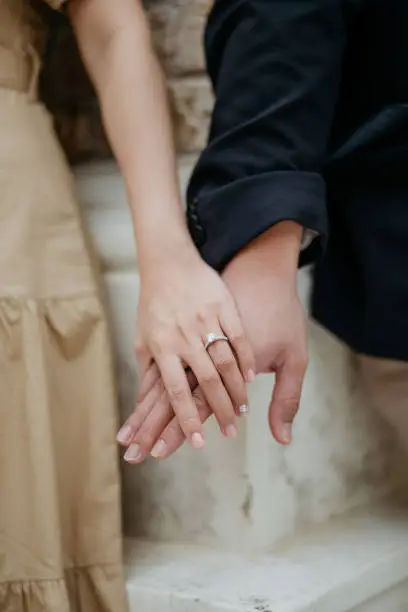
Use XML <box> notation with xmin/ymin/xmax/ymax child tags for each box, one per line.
<box><xmin>40</xmin><ymin>0</ymin><xmax>213</xmax><ymax>163</ymax></box>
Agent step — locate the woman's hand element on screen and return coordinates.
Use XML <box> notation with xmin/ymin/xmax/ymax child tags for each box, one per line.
<box><xmin>118</xmin><ymin>222</ymin><xmax>307</xmax><ymax>462</ymax></box>
<box><xmin>117</xmin><ymin>241</ymin><xmax>255</xmax><ymax>459</ymax></box>
<box><xmin>119</xmin><ymin>268</ymin><xmax>306</xmax><ymax>461</ymax></box>
<box><xmin>117</xmin><ymin>362</ymin><xmax>198</xmax><ymax>463</ymax></box>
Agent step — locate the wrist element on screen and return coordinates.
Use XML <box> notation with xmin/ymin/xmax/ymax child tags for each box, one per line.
<box><xmin>225</xmin><ymin>221</ymin><xmax>302</xmax><ymax>283</ymax></box>
<box><xmin>138</xmin><ymin>227</ymin><xmax>200</xmax><ymax>281</ymax></box>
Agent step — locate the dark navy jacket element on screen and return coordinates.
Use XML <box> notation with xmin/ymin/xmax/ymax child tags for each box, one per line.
<box><xmin>187</xmin><ymin>0</ymin><xmax>408</xmax><ymax>361</ymax></box>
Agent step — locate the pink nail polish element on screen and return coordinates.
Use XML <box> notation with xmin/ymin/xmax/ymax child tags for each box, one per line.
<box><xmin>124</xmin><ymin>443</ymin><xmax>141</xmax><ymax>462</ymax></box>
<box><xmin>281</xmin><ymin>424</ymin><xmax>292</xmax><ymax>445</ymax></box>
<box><xmin>151</xmin><ymin>439</ymin><xmax>167</xmax><ymax>459</ymax></box>
<box><xmin>191</xmin><ymin>432</ymin><xmax>205</xmax><ymax>449</ymax></box>
<box><xmin>224</xmin><ymin>424</ymin><xmax>238</xmax><ymax>439</ymax></box>
<box><xmin>117</xmin><ymin>425</ymin><xmax>133</xmax><ymax>444</ymax></box>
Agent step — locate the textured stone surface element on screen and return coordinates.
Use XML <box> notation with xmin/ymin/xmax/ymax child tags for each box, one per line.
<box><xmin>148</xmin><ymin>0</ymin><xmax>210</xmax><ymax>76</ymax></box>
<box><xmin>40</xmin><ymin>1</ymin><xmax>212</xmax><ymax>162</ymax></box>
<box><xmin>169</xmin><ymin>76</ymin><xmax>213</xmax><ymax>152</ymax></box>
<box><xmin>124</xmin><ymin>510</ymin><xmax>408</xmax><ymax>611</ymax></box>
<box><xmin>40</xmin><ymin>16</ymin><xmax>109</xmax><ymax>163</ymax></box>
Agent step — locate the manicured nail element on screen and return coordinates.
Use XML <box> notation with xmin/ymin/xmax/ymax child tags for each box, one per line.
<box><xmin>281</xmin><ymin>424</ymin><xmax>292</xmax><ymax>445</ymax></box>
<box><xmin>151</xmin><ymin>439</ymin><xmax>167</xmax><ymax>459</ymax></box>
<box><xmin>247</xmin><ymin>369</ymin><xmax>256</xmax><ymax>383</ymax></box>
<box><xmin>191</xmin><ymin>432</ymin><xmax>205</xmax><ymax>449</ymax></box>
<box><xmin>117</xmin><ymin>425</ymin><xmax>133</xmax><ymax>444</ymax></box>
<box><xmin>224</xmin><ymin>424</ymin><xmax>238</xmax><ymax>439</ymax></box>
<box><xmin>124</xmin><ymin>444</ymin><xmax>141</xmax><ymax>462</ymax></box>
<box><xmin>239</xmin><ymin>404</ymin><xmax>249</xmax><ymax>416</ymax></box>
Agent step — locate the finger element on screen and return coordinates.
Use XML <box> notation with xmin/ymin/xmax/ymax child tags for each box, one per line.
<box><xmin>268</xmin><ymin>358</ymin><xmax>307</xmax><ymax>445</ymax></box>
<box><xmin>158</xmin><ymin>354</ymin><xmax>206</xmax><ymax>449</ymax></box>
<box><xmin>151</xmin><ymin>388</ymin><xmax>212</xmax><ymax>459</ymax></box>
<box><xmin>134</xmin><ymin>339</ymin><xmax>154</xmax><ymax>385</ymax></box>
<box><xmin>187</xmin><ymin>342</ymin><xmax>238</xmax><ymax>438</ymax></box>
<box><xmin>117</xmin><ymin>376</ymin><xmax>164</xmax><ymax>446</ymax></box>
<box><xmin>124</xmin><ymin>388</ymin><xmax>170</xmax><ymax>463</ymax></box>
<box><xmin>118</xmin><ymin>369</ymin><xmax>198</xmax><ymax>449</ymax></box>
<box><xmin>207</xmin><ymin>339</ymin><xmax>249</xmax><ymax>417</ymax></box>
<box><xmin>137</xmin><ymin>361</ymin><xmax>161</xmax><ymax>404</ymax></box>
<box><xmin>220</xmin><ymin>304</ymin><xmax>256</xmax><ymax>383</ymax></box>
<box><xmin>123</xmin><ymin>370</ymin><xmax>198</xmax><ymax>463</ymax></box>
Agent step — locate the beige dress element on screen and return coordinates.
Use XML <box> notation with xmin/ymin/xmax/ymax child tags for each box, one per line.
<box><xmin>0</xmin><ymin>1</ymin><xmax>128</xmax><ymax>611</ymax></box>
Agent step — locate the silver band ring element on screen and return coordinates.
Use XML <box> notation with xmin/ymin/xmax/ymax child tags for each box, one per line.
<box><xmin>204</xmin><ymin>332</ymin><xmax>229</xmax><ymax>351</ymax></box>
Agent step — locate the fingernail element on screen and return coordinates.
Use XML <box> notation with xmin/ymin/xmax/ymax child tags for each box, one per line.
<box><xmin>281</xmin><ymin>424</ymin><xmax>292</xmax><ymax>445</ymax></box>
<box><xmin>247</xmin><ymin>369</ymin><xmax>256</xmax><ymax>383</ymax></box>
<box><xmin>124</xmin><ymin>444</ymin><xmax>141</xmax><ymax>462</ymax></box>
<box><xmin>224</xmin><ymin>424</ymin><xmax>238</xmax><ymax>439</ymax></box>
<box><xmin>151</xmin><ymin>439</ymin><xmax>167</xmax><ymax>459</ymax></box>
<box><xmin>239</xmin><ymin>404</ymin><xmax>249</xmax><ymax>416</ymax></box>
<box><xmin>117</xmin><ymin>425</ymin><xmax>133</xmax><ymax>444</ymax></box>
<box><xmin>191</xmin><ymin>432</ymin><xmax>205</xmax><ymax>449</ymax></box>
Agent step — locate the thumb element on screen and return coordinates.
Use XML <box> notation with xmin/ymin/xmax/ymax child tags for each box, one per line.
<box><xmin>268</xmin><ymin>358</ymin><xmax>306</xmax><ymax>445</ymax></box>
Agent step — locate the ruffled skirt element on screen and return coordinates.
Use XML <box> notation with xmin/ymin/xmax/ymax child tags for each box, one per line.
<box><xmin>0</xmin><ymin>89</ymin><xmax>128</xmax><ymax>611</ymax></box>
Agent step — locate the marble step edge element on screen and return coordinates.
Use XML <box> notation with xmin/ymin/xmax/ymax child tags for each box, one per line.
<box><xmin>124</xmin><ymin>504</ymin><xmax>408</xmax><ymax>612</ymax></box>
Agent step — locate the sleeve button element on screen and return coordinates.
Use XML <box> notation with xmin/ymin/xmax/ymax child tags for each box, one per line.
<box><xmin>193</xmin><ymin>224</ymin><xmax>206</xmax><ymax>247</ymax></box>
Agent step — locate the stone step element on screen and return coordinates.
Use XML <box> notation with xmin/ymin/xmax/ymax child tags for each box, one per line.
<box><xmin>125</xmin><ymin>505</ymin><xmax>408</xmax><ymax>612</ymax></box>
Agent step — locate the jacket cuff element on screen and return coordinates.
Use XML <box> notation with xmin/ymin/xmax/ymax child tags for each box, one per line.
<box><xmin>187</xmin><ymin>171</ymin><xmax>328</xmax><ymax>271</ymax></box>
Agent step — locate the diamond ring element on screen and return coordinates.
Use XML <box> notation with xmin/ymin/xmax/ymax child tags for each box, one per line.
<box><xmin>204</xmin><ymin>332</ymin><xmax>229</xmax><ymax>351</ymax></box>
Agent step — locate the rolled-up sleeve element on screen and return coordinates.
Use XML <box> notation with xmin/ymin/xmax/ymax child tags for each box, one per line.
<box><xmin>187</xmin><ymin>0</ymin><xmax>347</xmax><ymax>271</ymax></box>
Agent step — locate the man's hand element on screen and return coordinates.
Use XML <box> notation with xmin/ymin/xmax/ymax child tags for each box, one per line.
<box><xmin>118</xmin><ymin>222</ymin><xmax>308</xmax><ymax>461</ymax></box>
<box><xmin>222</xmin><ymin>222</ymin><xmax>307</xmax><ymax>443</ymax></box>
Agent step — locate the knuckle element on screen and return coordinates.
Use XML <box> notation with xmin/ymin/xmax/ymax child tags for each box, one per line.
<box><xmin>207</xmin><ymin>297</ymin><xmax>223</xmax><ymax>312</ymax></box>
<box><xmin>167</xmin><ymin>384</ymin><xmax>187</xmax><ymax>403</ymax></box>
<box><xmin>215</xmin><ymin>355</ymin><xmax>235</xmax><ymax>373</ymax></box>
<box><xmin>200</xmin><ymin>371</ymin><xmax>219</xmax><ymax>388</ymax></box>
<box><xmin>177</xmin><ymin>320</ymin><xmax>194</xmax><ymax>344</ymax></box>
<box><xmin>150</xmin><ymin>334</ymin><xmax>168</xmax><ymax>355</ymax></box>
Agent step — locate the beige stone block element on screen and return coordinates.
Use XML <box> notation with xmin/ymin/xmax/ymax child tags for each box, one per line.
<box><xmin>41</xmin><ymin>8</ymin><xmax>213</xmax><ymax>160</ymax></box>
<box><xmin>168</xmin><ymin>76</ymin><xmax>213</xmax><ymax>153</ymax></box>
<box><xmin>148</xmin><ymin>0</ymin><xmax>211</xmax><ymax>76</ymax></box>
<box><xmin>51</xmin><ymin>76</ymin><xmax>213</xmax><ymax>161</ymax></box>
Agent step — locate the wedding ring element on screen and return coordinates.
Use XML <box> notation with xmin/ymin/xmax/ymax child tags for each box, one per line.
<box><xmin>204</xmin><ymin>332</ymin><xmax>229</xmax><ymax>351</ymax></box>
<box><xmin>239</xmin><ymin>404</ymin><xmax>249</xmax><ymax>415</ymax></box>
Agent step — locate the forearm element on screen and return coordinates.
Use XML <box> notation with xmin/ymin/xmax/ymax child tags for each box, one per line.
<box><xmin>70</xmin><ymin>0</ymin><xmax>193</xmax><ymax>274</ymax></box>
<box><xmin>223</xmin><ymin>221</ymin><xmax>302</xmax><ymax>289</ymax></box>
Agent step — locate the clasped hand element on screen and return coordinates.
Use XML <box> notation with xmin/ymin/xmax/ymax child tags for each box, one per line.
<box><xmin>117</xmin><ymin>224</ymin><xmax>308</xmax><ymax>463</ymax></box>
